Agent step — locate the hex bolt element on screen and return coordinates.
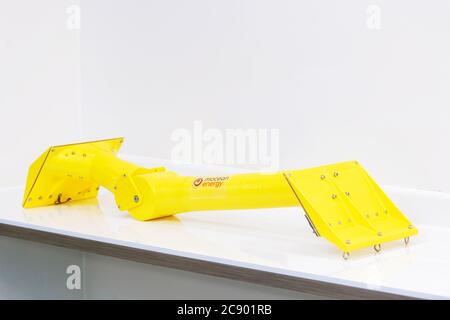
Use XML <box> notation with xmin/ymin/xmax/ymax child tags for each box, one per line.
<box><xmin>333</xmin><ymin>171</ymin><xmax>339</xmax><ymax>177</ymax></box>
<box><xmin>133</xmin><ymin>195</ymin><xmax>139</xmax><ymax>203</ymax></box>
<box><xmin>345</xmin><ymin>191</ymin><xmax>350</xmax><ymax>196</ymax></box>
<box><xmin>408</xmin><ymin>225</ymin><xmax>414</xmax><ymax>229</ymax></box>
<box><xmin>331</xmin><ymin>194</ymin><xmax>337</xmax><ymax>199</ymax></box>
<box><xmin>377</xmin><ymin>231</ymin><xmax>383</xmax><ymax>237</ymax></box>
<box><xmin>345</xmin><ymin>239</ymin><xmax>351</xmax><ymax>245</ymax></box>
<box><xmin>320</xmin><ymin>175</ymin><xmax>326</xmax><ymax>180</ymax></box>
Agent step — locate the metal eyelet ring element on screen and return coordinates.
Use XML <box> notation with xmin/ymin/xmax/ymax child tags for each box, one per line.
<box><xmin>374</xmin><ymin>244</ymin><xmax>381</xmax><ymax>252</ymax></box>
<box><xmin>342</xmin><ymin>252</ymin><xmax>350</xmax><ymax>260</ymax></box>
<box><xmin>404</xmin><ymin>237</ymin><xmax>410</xmax><ymax>245</ymax></box>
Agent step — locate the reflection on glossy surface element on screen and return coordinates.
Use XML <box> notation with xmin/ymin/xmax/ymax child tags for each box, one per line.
<box><xmin>3</xmin><ymin>184</ymin><xmax>450</xmax><ymax>298</ymax></box>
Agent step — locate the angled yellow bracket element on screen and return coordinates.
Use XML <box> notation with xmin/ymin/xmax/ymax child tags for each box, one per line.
<box><xmin>23</xmin><ymin>138</ymin><xmax>418</xmax><ymax>257</ymax></box>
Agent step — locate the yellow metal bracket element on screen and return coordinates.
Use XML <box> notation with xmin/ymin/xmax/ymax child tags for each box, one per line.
<box><xmin>23</xmin><ymin>138</ymin><xmax>418</xmax><ymax>257</ymax></box>
<box><xmin>283</xmin><ymin>161</ymin><xmax>418</xmax><ymax>256</ymax></box>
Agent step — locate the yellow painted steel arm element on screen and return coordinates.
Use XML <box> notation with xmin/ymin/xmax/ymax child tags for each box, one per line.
<box><xmin>126</xmin><ymin>170</ymin><xmax>298</xmax><ymax>220</ymax></box>
<box><xmin>23</xmin><ymin>138</ymin><xmax>418</xmax><ymax>255</ymax></box>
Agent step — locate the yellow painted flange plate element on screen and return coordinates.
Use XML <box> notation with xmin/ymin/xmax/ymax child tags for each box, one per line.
<box><xmin>23</xmin><ymin>138</ymin><xmax>123</xmax><ymax>208</ymax></box>
<box><xmin>285</xmin><ymin>161</ymin><xmax>418</xmax><ymax>252</ymax></box>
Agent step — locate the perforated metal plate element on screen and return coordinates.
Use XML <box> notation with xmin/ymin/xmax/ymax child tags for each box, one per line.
<box><xmin>285</xmin><ymin>161</ymin><xmax>418</xmax><ymax>252</ymax></box>
<box><xmin>23</xmin><ymin>138</ymin><xmax>123</xmax><ymax>208</ymax></box>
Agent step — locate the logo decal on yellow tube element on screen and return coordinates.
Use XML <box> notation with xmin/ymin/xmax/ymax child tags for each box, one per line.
<box><xmin>192</xmin><ymin>176</ymin><xmax>229</xmax><ymax>188</ymax></box>
<box><xmin>193</xmin><ymin>177</ymin><xmax>203</xmax><ymax>187</ymax></box>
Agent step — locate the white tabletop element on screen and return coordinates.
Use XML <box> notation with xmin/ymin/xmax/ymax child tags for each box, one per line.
<box><xmin>1</xmin><ymin>157</ymin><xmax>449</xmax><ymax>299</ymax></box>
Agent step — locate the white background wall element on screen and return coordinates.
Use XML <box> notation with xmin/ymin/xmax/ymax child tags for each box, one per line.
<box><xmin>79</xmin><ymin>0</ymin><xmax>450</xmax><ymax>193</ymax></box>
<box><xmin>1</xmin><ymin>1</ymin><xmax>450</xmax><ymax>192</ymax></box>
<box><xmin>0</xmin><ymin>0</ymin><xmax>82</xmax><ymax>188</ymax></box>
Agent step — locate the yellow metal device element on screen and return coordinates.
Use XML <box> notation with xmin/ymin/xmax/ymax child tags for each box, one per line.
<box><xmin>23</xmin><ymin>138</ymin><xmax>418</xmax><ymax>257</ymax></box>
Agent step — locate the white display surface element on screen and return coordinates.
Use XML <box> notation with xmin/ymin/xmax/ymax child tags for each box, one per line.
<box><xmin>1</xmin><ymin>157</ymin><xmax>449</xmax><ymax>299</ymax></box>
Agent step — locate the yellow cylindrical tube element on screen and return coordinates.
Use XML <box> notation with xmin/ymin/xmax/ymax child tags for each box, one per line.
<box><xmin>129</xmin><ymin>171</ymin><xmax>299</xmax><ymax>220</ymax></box>
<box><xmin>91</xmin><ymin>149</ymin><xmax>141</xmax><ymax>192</ymax></box>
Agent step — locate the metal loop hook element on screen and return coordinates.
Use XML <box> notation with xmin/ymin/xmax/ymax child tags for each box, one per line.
<box><xmin>342</xmin><ymin>252</ymin><xmax>350</xmax><ymax>260</ymax></box>
<box><xmin>55</xmin><ymin>193</ymin><xmax>71</xmax><ymax>205</ymax></box>
<box><xmin>404</xmin><ymin>237</ymin><xmax>410</xmax><ymax>245</ymax></box>
<box><xmin>374</xmin><ymin>244</ymin><xmax>381</xmax><ymax>253</ymax></box>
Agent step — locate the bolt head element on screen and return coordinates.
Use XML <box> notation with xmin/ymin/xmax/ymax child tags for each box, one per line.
<box><xmin>331</xmin><ymin>194</ymin><xmax>337</xmax><ymax>199</ymax></box>
<box><xmin>320</xmin><ymin>175</ymin><xmax>326</xmax><ymax>180</ymax></box>
<box><xmin>333</xmin><ymin>172</ymin><xmax>339</xmax><ymax>177</ymax></box>
<box><xmin>133</xmin><ymin>195</ymin><xmax>139</xmax><ymax>203</ymax></box>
